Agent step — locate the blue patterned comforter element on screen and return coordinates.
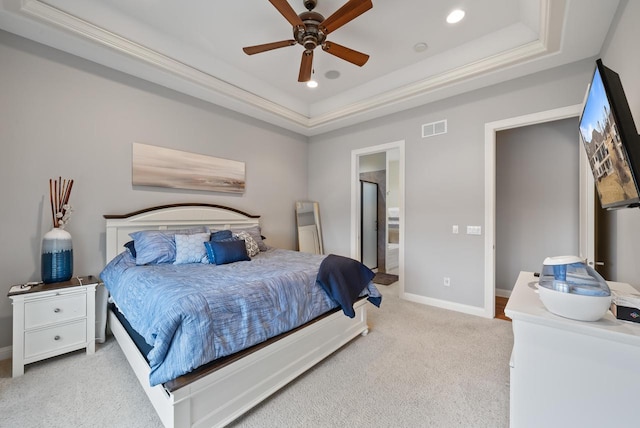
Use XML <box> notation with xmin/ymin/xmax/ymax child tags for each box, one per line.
<box><xmin>100</xmin><ymin>248</ymin><xmax>380</xmax><ymax>386</ymax></box>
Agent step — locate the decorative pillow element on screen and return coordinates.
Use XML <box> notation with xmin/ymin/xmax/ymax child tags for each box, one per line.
<box><xmin>205</xmin><ymin>230</ymin><xmax>238</xmax><ymax>263</ymax></box>
<box><xmin>210</xmin><ymin>230</ymin><xmax>233</xmax><ymax>242</ymax></box>
<box><xmin>129</xmin><ymin>227</ymin><xmax>208</xmax><ymax>265</ymax></box>
<box><xmin>231</xmin><ymin>226</ymin><xmax>269</xmax><ymax>251</ymax></box>
<box><xmin>123</xmin><ymin>240</ymin><xmax>137</xmax><ymax>258</ymax></box>
<box><xmin>207</xmin><ymin>240</ymin><xmax>250</xmax><ymax>265</ymax></box>
<box><xmin>227</xmin><ymin>226</ymin><xmax>268</xmax><ymax>252</ymax></box>
<box><xmin>233</xmin><ymin>231</ymin><xmax>259</xmax><ymax>257</ymax></box>
<box><xmin>174</xmin><ymin>233</ymin><xmax>210</xmax><ymax>264</ymax></box>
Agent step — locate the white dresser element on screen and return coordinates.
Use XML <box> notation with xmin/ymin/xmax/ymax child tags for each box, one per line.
<box><xmin>9</xmin><ymin>276</ymin><xmax>98</xmax><ymax>377</ymax></box>
<box><xmin>505</xmin><ymin>271</ymin><xmax>640</xmax><ymax>427</ymax></box>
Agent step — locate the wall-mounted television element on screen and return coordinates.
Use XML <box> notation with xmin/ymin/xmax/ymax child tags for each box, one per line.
<box><xmin>579</xmin><ymin>59</ymin><xmax>640</xmax><ymax>210</ymax></box>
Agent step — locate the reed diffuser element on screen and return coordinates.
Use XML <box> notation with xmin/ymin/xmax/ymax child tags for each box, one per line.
<box><xmin>42</xmin><ymin>177</ymin><xmax>74</xmax><ymax>283</ymax></box>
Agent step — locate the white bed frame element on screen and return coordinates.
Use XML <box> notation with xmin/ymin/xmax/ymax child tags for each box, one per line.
<box><xmin>104</xmin><ymin>204</ymin><xmax>370</xmax><ymax>428</ymax></box>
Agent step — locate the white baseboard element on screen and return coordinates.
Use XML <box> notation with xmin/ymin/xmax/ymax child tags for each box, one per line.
<box><xmin>0</xmin><ymin>345</ymin><xmax>11</xmax><ymax>362</ymax></box>
<box><xmin>402</xmin><ymin>292</ymin><xmax>489</xmax><ymax>318</ymax></box>
<box><xmin>496</xmin><ymin>288</ymin><xmax>512</xmax><ymax>298</ymax></box>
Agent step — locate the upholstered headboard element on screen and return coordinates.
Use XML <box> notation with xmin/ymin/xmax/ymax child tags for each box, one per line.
<box><xmin>104</xmin><ymin>203</ymin><xmax>260</xmax><ymax>263</ymax></box>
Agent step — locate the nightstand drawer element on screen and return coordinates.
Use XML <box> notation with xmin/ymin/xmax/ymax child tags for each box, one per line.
<box><xmin>24</xmin><ymin>319</ymin><xmax>87</xmax><ymax>359</ymax></box>
<box><xmin>24</xmin><ymin>293</ymin><xmax>86</xmax><ymax>329</ymax></box>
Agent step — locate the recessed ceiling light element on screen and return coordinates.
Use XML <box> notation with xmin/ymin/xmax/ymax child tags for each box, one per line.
<box><xmin>446</xmin><ymin>9</ymin><xmax>465</xmax><ymax>24</ymax></box>
<box><xmin>413</xmin><ymin>42</ymin><xmax>428</xmax><ymax>53</ymax></box>
<box><xmin>306</xmin><ymin>80</ymin><xmax>318</xmax><ymax>88</ymax></box>
<box><xmin>325</xmin><ymin>70</ymin><xmax>340</xmax><ymax>80</ymax></box>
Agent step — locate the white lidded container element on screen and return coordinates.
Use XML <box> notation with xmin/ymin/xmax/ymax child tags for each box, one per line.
<box><xmin>537</xmin><ymin>255</ymin><xmax>611</xmax><ymax>322</ymax></box>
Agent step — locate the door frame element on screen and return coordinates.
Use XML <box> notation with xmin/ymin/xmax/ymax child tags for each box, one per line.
<box><xmin>351</xmin><ymin>140</ymin><xmax>405</xmax><ymax>295</ymax></box>
<box><xmin>484</xmin><ymin>104</ymin><xmax>586</xmax><ymax>318</ymax></box>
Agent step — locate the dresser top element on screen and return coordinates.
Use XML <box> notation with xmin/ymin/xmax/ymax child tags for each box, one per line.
<box><xmin>505</xmin><ymin>271</ymin><xmax>640</xmax><ymax>346</ymax></box>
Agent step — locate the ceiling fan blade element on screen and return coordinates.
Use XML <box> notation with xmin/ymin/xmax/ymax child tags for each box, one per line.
<box><xmin>243</xmin><ymin>40</ymin><xmax>297</xmax><ymax>55</ymax></box>
<box><xmin>298</xmin><ymin>50</ymin><xmax>313</xmax><ymax>82</ymax></box>
<box><xmin>322</xmin><ymin>41</ymin><xmax>369</xmax><ymax>66</ymax></box>
<box><xmin>269</xmin><ymin>0</ymin><xmax>304</xmax><ymax>28</ymax></box>
<box><xmin>320</xmin><ymin>0</ymin><xmax>372</xmax><ymax>35</ymax></box>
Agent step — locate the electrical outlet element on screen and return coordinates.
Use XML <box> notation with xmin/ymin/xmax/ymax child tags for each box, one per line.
<box><xmin>452</xmin><ymin>225</ymin><xmax>459</xmax><ymax>234</ymax></box>
<box><xmin>444</xmin><ymin>277</ymin><xmax>451</xmax><ymax>286</ymax></box>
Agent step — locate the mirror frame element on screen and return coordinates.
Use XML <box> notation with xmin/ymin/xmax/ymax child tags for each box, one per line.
<box><xmin>295</xmin><ymin>201</ymin><xmax>324</xmax><ymax>254</ymax></box>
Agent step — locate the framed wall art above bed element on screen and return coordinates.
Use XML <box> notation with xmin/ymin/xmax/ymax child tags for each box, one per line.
<box><xmin>101</xmin><ymin>203</ymin><xmax>377</xmax><ymax>428</ymax></box>
<box><xmin>132</xmin><ymin>143</ymin><xmax>246</xmax><ymax>194</ymax></box>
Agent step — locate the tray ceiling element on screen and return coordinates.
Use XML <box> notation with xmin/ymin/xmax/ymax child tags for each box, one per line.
<box><xmin>0</xmin><ymin>0</ymin><xmax>620</xmax><ymax>135</ymax></box>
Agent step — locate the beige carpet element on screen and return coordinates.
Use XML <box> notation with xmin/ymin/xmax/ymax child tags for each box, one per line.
<box><xmin>0</xmin><ymin>283</ymin><xmax>513</xmax><ymax>427</ymax></box>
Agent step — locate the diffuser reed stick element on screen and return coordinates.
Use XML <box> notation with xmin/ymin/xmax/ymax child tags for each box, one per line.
<box><xmin>49</xmin><ymin>177</ymin><xmax>74</xmax><ymax>228</ymax></box>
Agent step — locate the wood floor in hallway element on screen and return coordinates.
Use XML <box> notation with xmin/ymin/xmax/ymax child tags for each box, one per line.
<box><xmin>495</xmin><ymin>296</ymin><xmax>511</xmax><ymax>321</ymax></box>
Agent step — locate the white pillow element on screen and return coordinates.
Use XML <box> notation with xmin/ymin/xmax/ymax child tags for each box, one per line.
<box><xmin>233</xmin><ymin>231</ymin><xmax>260</xmax><ymax>257</ymax></box>
<box><xmin>174</xmin><ymin>232</ymin><xmax>210</xmax><ymax>264</ymax></box>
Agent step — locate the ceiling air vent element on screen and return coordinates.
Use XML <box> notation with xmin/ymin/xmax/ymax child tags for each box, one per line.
<box><xmin>422</xmin><ymin>119</ymin><xmax>447</xmax><ymax>138</ymax></box>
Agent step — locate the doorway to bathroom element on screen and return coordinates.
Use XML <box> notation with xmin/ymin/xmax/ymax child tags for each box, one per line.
<box><xmin>351</xmin><ymin>141</ymin><xmax>404</xmax><ymax>293</ymax></box>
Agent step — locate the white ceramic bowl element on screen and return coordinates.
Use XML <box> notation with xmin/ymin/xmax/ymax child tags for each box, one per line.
<box><xmin>538</xmin><ymin>284</ymin><xmax>611</xmax><ymax>322</ymax></box>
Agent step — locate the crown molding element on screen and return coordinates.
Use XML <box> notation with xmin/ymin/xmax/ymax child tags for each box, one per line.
<box><xmin>15</xmin><ymin>0</ymin><xmax>310</xmax><ymax>126</ymax></box>
<box><xmin>307</xmin><ymin>39</ymin><xmax>552</xmax><ymax>130</ymax></box>
<box><xmin>4</xmin><ymin>0</ymin><xmax>563</xmax><ymax>136</ymax></box>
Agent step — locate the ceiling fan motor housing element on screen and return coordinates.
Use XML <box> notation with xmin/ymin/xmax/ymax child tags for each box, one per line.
<box><xmin>295</xmin><ymin>11</ymin><xmax>326</xmax><ymax>51</ymax></box>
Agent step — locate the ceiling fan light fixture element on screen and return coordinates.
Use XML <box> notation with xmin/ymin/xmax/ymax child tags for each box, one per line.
<box><xmin>306</xmin><ymin>80</ymin><xmax>319</xmax><ymax>88</ymax></box>
<box><xmin>446</xmin><ymin>9</ymin><xmax>465</xmax><ymax>24</ymax></box>
<box><xmin>243</xmin><ymin>0</ymin><xmax>373</xmax><ymax>82</ymax></box>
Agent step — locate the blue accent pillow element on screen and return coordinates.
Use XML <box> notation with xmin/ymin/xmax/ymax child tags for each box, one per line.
<box><xmin>123</xmin><ymin>240</ymin><xmax>137</xmax><ymax>258</ymax></box>
<box><xmin>203</xmin><ymin>241</ymin><xmax>217</xmax><ymax>264</ymax></box>
<box><xmin>212</xmin><ymin>226</ymin><xmax>267</xmax><ymax>252</ymax></box>
<box><xmin>210</xmin><ymin>230</ymin><xmax>233</xmax><ymax>242</ymax></box>
<box><xmin>206</xmin><ymin>240</ymin><xmax>250</xmax><ymax>265</ymax></box>
<box><xmin>205</xmin><ymin>230</ymin><xmax>237</xmax><ymax>263</ymax></box>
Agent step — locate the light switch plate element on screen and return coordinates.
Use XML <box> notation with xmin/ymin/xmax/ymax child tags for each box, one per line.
<box><xmin>467</xmin><ymin>225</ymin><xmax>482</xmax><ymax>235</ymax></box>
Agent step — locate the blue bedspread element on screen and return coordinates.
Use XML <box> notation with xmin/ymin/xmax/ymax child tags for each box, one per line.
<box><xmin>100</xmin><ymin>248</ymin><xmax>381</xmax><ymax>386</ymax></box>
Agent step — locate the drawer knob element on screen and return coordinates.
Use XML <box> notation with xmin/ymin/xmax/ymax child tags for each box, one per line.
<box><xmin>54</xmin><ymin>335</ymin><xmax>60</xmax><ymax>341</ymax></box>
<box><xmin>54</xmin><ymin>308</ymin><xmax>61</xmax><ymax>313</ymax></box>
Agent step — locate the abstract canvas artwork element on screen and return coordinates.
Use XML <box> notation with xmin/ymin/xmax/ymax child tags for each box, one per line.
<box><xmin>132</xmin><ymin>143</ymin><xmax>245</xmax><ymax>193</ymax></box>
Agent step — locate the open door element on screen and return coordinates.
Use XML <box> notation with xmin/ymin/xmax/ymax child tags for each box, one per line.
<box><xmin>594</xmin><ymin>200</ymin><xmax>611</xmax><ymax>278</ymax></box>
<box><xmin>580</xmin><ymin>139</ymin><xmax>611</xmax><ymax>279</ymax></box>
<box><xmin>361</xmin><ymin>180</ymin><xmax>378</xmax><ymax>269</ymax></box>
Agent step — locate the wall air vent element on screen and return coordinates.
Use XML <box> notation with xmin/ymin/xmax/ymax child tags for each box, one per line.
<box><xmin>422</xmin><ymin>119</ymin><xmax>447</xmax><ymax>138</ymax></box>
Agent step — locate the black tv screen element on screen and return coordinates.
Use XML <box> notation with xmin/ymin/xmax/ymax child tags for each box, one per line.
<box><xmin>579</xmin><ymin>59</ymin><xmax>640</xmax><ymax>209</ymax></box>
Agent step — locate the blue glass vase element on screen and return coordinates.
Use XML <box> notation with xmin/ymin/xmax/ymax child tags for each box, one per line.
<box><xmin>41</xmin><ymin>228</ymin><xmax>73</xmax><ymax>283</ymax></box>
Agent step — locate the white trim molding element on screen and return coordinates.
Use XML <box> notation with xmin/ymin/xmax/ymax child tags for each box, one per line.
<box><xmin>403</xmin><ymin>292</ymin><xmax>487</xmax><ymax>318</ymax></box>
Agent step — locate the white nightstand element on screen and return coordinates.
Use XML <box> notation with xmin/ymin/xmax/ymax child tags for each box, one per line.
<box><xmin>8</xmin><ymin>275</ymin><xmax>99</xmax><ymax>377</ymax></box>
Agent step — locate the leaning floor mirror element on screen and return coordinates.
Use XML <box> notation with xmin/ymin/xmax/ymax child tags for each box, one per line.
<box><xmin>295</xmin><ymin>201</ymin><xmax>324</xmax><ymax>254</ymax></box>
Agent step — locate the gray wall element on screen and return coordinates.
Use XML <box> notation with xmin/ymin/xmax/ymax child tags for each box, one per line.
<box><xmin>308</xmin><ymin>60</ymin><xmax>595</xmax><ymax>307</ymax></box>
<box><xmin>495</xmin><ymin>119</ymin><xmax>580</xmax><ymax>291</ymax></box>
<box><xmin>0</xmin><ymin>30</ymin><xmax>308</xmax><ymax>348</ymax></box>
<box><xmin>599</xmin><ymin>0</ymin><xmax>640</xmax><ymax>284</ymax></box>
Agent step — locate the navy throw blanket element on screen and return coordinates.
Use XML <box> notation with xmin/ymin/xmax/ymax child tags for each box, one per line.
<box><xmin>316</xmin><ymin>254</ymin><xmax>379</xmax><ymax>318</ymax></box>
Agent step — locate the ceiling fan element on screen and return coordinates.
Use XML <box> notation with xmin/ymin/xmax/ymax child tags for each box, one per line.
<box><xmin>243</xmin><ymin>0</ymin><xmax>372</xmax><ymax>82</ymax></box>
